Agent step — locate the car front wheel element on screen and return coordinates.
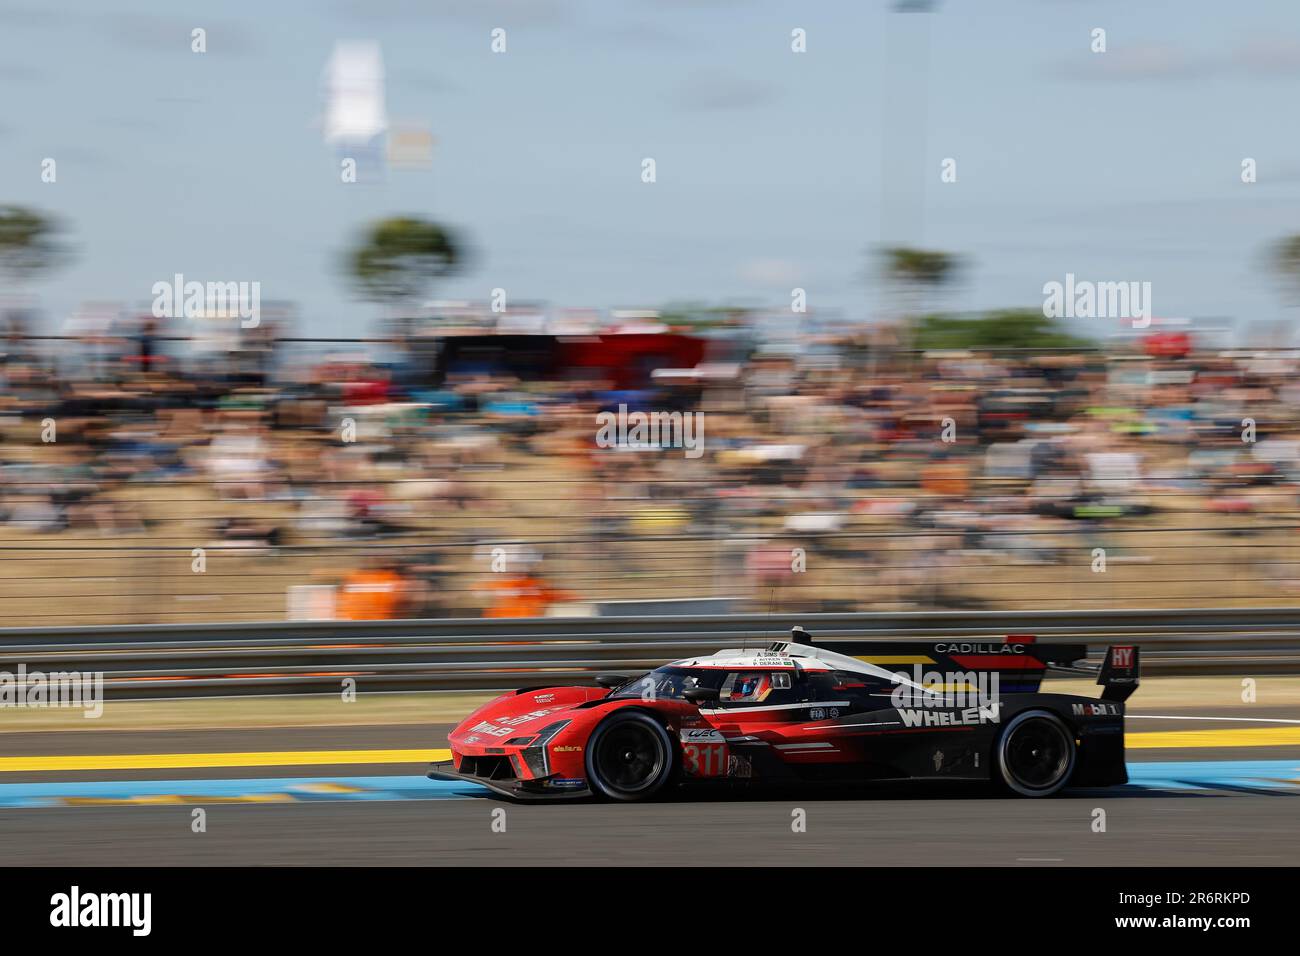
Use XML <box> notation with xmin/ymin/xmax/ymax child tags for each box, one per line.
<box><xmin>585</xmin><ymin>710</ymin><xmax>676</xmax><ymax>801</ymax></box>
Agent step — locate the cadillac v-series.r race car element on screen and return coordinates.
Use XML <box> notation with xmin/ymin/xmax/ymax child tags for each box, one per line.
<box><xmin>428</xmin><ymin>627</ymin><xmax>1140</xmax><ymax>801</ymax></box>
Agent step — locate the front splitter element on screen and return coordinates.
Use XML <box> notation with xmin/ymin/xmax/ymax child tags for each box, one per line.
<box><xmin>427</xmin><ymin>761</ymin><xmax>592</xmax><ymax>801</ymax></box>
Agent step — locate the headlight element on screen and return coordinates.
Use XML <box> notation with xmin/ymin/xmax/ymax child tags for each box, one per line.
<box><xmin>534</xmin><ymin>720</ymin><xmax>572</xmax><ymax>744</ymax></box>
<box><xmin>521</xmin><ymin>720</ymin><xmax>573</xmax><ymax>777</ymax></box>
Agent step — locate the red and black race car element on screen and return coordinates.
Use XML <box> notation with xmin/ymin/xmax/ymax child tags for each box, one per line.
<box><xmin>429</xmin><ymin>627</ymin><xmax>1140</xmax><ymax>801</ymax></box>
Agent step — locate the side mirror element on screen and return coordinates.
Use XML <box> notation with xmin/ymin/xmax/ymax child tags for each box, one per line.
<box><xmin>595</xmin><ymin>674</ymin><xmax>630</xmax><ymax>689</ymax></box>
<box><xmin>683</xmin><ymin>687</ymin><xmax>720</xmax><ymax>706</ymax></box>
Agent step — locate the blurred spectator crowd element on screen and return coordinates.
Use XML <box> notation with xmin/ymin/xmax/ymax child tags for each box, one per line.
<box><xmin>1</xmin><ymin>311</ymin><xmax>1298</xmax><ymax>625</ymax></box>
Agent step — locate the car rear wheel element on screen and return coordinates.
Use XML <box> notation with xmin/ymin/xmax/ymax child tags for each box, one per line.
<box><xmin>585</xmin><ymin>710</ymin><xmax>676</xmax><ymax>801</ymax></box>
<box><xmin>995</xmin><ymin>710</ymin><xmax>1076</xmax><ymax>797</ymax></box>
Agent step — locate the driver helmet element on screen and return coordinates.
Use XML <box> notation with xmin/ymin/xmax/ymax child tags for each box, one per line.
<box><xmin>736</xmin><ymin>673</ymin><xmax>771</xmax><ymax>701</ymax></box>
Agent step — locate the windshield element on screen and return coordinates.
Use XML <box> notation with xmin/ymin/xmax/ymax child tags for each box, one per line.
<box><xmin>608</xmin><ymin>666</ymin><xmax>724</xmax><ymax>700</ymax></box>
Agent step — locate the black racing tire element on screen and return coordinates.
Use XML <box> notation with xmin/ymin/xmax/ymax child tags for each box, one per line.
<box><xmin>584</xmin><ymin>710</ymin><xmax>676</xmax><ymax>802</ymax></box>
<box><xmin>994</xmin><ymin>709</ymin><xmax>1076</xmax><ymax>797</ymax></box>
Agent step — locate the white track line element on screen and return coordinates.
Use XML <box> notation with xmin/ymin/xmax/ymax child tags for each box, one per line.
<box><xmin>1129</xmin><ymin>714</ymin><xmax>1300</xmax><ymax>724</ymax></box>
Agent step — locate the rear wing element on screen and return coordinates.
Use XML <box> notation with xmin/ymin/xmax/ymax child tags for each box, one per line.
<box><xmin>1095</xmin><ymin>644</ymin><xmax>1140</xmax><ymax>702</ymax></box>
<box><xmin>1043</xmin><ymin>643</ymin><xmax>1141</xmax><ymax>701</ymax></box>
<box><xmin>784</xmin><ymin>628</ymin><xmax>1138</xmax><ymax>699</ymax></box>
<box><xmin>813</xmin><ymin>634</ymin><xmax>1087</xmax><ymax>695</ymax></box>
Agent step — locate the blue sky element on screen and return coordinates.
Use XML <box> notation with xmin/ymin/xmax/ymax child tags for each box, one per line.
<box><xmin>2</xmin><ymin>0</ymin><xmax>1300</xmax><ymax>339</ymax></box>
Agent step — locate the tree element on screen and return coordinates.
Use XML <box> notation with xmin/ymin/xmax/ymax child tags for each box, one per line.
<box><xmin>0</xmin><ymin>205</ymin><xmax>67</xmax><ymax>285</ymax></box>
<box><xmin>1271</xmin><ymin>235</ymin><xmax>1300</xmax><ymax>306</ymax></box>
<box><xmin>877</xmin><ymin>246</ymin><xmax>959</xmax><ymax>361</ymax></box>
<box><xmin>913</xmin><ymin>309</ymin><xmax>1092</xmax><ymax>351</ymax></box>
<box><xmin>345</xmin><ymin>216</ymin><xmax>463</xmax><ymax>321</ymax></box>
<box><xmin>883</xmin><ymin>246</ymin><xmax>957</xmax><ymax>290</ymax></box>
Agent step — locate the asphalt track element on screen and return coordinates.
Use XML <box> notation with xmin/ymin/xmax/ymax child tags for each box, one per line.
<box><xmin>0</xmin><ymin>713</ymin><xmax>1297</xmax><ymax>865</ymax></box>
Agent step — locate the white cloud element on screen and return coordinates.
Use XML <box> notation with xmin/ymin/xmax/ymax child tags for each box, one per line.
<box><xmin>669</xmin><ymin>69</ymin><xmax>777</xmax><ymax>111</ymax></box>
<box><xmin>1232</xmin><ymin>37</ymin><xmax>1300</xmax><ymax>76</ymax></box>
<box><xmin>1052</xmin><ymin>43</ymin><xmax>1212</xmax><ymax>82</ymax></box>
<box><xmin>739</xmin><ymin>258</ymin><xmax>803</xmax><ymax>286</ymax></box>
<box><xmin>1050</xmin><ymin>35</ymin><xmax>1300</xmax><ymax>83</ymax></box>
